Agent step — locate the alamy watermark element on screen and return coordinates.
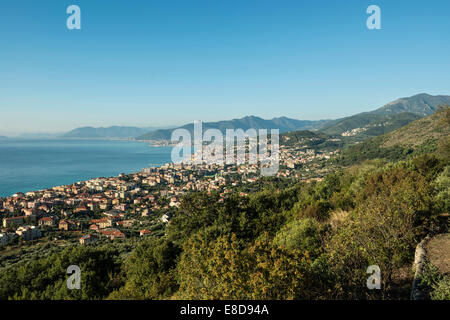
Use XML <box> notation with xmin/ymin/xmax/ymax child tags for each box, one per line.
<box><xmin>66</xmin><ymin>5</ymin><xmax>81</xmax><ymax>30</ymax></box>
<box><xmin>170</xmin><ymin>121</ymin><xmax>279</xmax><ymax>177</ymax></box>
<box><xmin>65</xmin><ymin>5</ymin><xmax>381</xmax><ymax>31</ymax></box>
<box><xmin>366</xmin><ymin>265</ymin><xmax>381</xmax><ymax>290</ymax></box>
<box><xmin>67</xmin><ymin>265</ymin><xmax>81</xmax><ymax>290</ymax></box>
<box><xmin>366</xmin><ymin>5</ymin><xmax>381</xmax><ymax>30</ymax></box>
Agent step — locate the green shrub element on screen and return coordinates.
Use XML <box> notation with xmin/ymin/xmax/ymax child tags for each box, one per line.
<box><xmin>273</xmin><ymin>218</ymin><xmax>322</xmax><ymax>259</ymax></box>
<box><xmin>431</xmin><ymin>276</ymin><xmax>450</xmax><ymax>300</ymax></box>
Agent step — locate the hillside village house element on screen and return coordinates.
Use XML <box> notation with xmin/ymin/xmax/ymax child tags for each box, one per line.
<box><xmin>169</xmin><ymin>196</ymin><xmax>180</xmax><ymax>207</ymax></box>
<box><xmin>141</xmin><ymin>208</ymin><xmax>149</xmax><ymax>217</ymax></box>
<box><xmin>103</xmin><ymin>210</ymin><xmax>122</xmax><ymax>218</ymax></box>
<box><xmin>73</xmin><ymin>205</ymin><xmax>88</xmax><ymax>214</ymax></box>
<box><xmin>117</xmin><ymin>219</ymin><xmax>135</xmax><ymax>228</ymax></box>
<box><xmin>22</xmin><ymin>208</ymin><xmax>34</xmax><ymax>216</ymax></box>
<box><xmin>91</xmin><ymin>217</ymin><xmax>114</xmax><ymax>229</ymax></box>
<box><xmin>89</xmin><ymin>224</ymin><xmax>100</xmax><ymax>232</ymax></box>
<box><xmin>140</xmin><ymin>229</ymin><xmax>151</xmax><ymax>237</ymax></box>
<box><xmin>100</xmin><ymin>228</ymin><xmax>125</xmax><ymax>240</ymax></box>
<box><xmin>3</xmin><ymin>216</ymin><xmax>25</xmax><ymax>228</ymax></box>
<box><xmin>38</xmin><ymin>216</ymin><xmax>55</xmax><ymax>227</ymax></box>
<box><xmin>15</xmin><ymin>226</ymin><xmax>41</xmax><ymax>241</ymax></box>
<box><xmin>79</xmin><ymin>234</ymin><xmax>98</xmax><ymax>245</ymax></box>
<box><xmin>160</xmin><ymin>213</ymin><xmax>171</xmax><ymax>223</ymax></box>
<box><xmin>99</xmin><ymin>202</ymin><xmax>110</xmax><ymax>210</ymax></box>
<box><xmin>99</xmin><ymin>218</ymin><xmax>113</xmax><ymax>229</ymax></box>
<box><xmin>113</xmin><ymin>203</ymin><xmax>128</xmax><ymax>211</ymax></box>
<box><xmin>59</xmin><ymin>219</ymin><xmax>77</xmax><ymax>231</ymax></box>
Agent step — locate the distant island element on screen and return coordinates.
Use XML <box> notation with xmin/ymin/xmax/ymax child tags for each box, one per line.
<box><xmin>61</xmin><ymin>126</ymin><xmax>156</xmax><ymax>139</ymax></box>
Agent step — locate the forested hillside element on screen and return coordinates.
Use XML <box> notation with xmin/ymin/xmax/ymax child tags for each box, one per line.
<box><xmin>339</xmin><ymin>107</ymin><xmax>450</xmax><ymax>165</ymax></box>
<box><xmin>319</xmin><ymin>112</ymin><xmax>420</xmax><ymax>138</ymax></box>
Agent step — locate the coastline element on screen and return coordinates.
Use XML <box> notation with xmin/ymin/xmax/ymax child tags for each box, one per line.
<box><xmin>2</xmin><ymin>137</ymin><xmax>177</xmax><ymax>147</ymax></box>
<box><xmin>0</xmin><ymin>139</ymin><xmax>173</xmax><ymax>199</ymax></box>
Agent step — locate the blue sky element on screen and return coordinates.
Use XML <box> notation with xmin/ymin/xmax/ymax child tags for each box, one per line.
<box><xmin>0</xmin><ymin>0</ymin><xmax>449</xmax><ymax>134</ymax></box>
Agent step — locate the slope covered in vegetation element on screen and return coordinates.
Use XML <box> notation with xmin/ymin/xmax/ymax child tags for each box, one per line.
<box><xmin>0</xmin><ymin>109</ymin><xmax>448</xmax><ymax>301</ymax></box>
<box><xmin>319</xmin><ymin>112</ymin><xmax>420</xmax><ymax>138</ymax></box>
<box><xmin>338</xmin><ymin>107</ymin><xmax>450</xmax><ymax>165</ymax></box>
<box><xmin>1</xmin><ymin>154</ymin><xmax>448</xmax><ymax>299</ymax></box>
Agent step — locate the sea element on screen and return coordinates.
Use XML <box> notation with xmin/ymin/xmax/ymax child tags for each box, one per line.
<box><xmin>0</xmin><ymin>139</ymin><xmax>173</xmax><ymax>198</ymax></box>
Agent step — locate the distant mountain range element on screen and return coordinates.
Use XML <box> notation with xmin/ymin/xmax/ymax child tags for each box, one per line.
<box><xmin>61</xmin><ymin>126</ymin><xmax>172</xmax><ymax>139</ymax></box>
<box><xmin>316</xmin><ymin>93</ymin><xmax>450</xmax><ymax>138</ymax></box>
<box><xmin>372</xmin><ymin>93</ymin><xmax>450</xmax><ymax>116</ymax></box>
<box><xmin>136</xmin><ymin>116</ymin><xmax>328</xmax><ymax>141</ymax></box>
<box><xmin>16</xmin><ymin>133</ymin><xmax>62</xmax><ymax>139</ymax></box>
<box><xmin>58</xmin><ymin>93</ymin><xmax>449</xmax><ymax>141</ymax></box>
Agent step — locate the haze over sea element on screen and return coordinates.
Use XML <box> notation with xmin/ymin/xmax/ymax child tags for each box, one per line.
<box><xmin>0</xmin><ymin>139</ymin><xmax>172</xmax><ymax>197</ymax></box>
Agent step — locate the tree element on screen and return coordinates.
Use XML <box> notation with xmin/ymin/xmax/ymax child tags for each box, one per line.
<box><xmin>0</xmin><ymin>246</ymin><xmax>121</xmax><ymax>300</ymax></box>
<box><xmin>433</xmin><ymin>166</ymin><xmax>450</xmax><ymax>213</ymax></box>
<box><xmin>326</xmin><ymin>163</ymin><xmax>435</xmax><ymax>298</ymax></box>
<box><xmin>175</xmin><ymin>232</ymin><xmax>314</xmax><ymax>300</ymax></box>
<box><xmin>273</xmin><ymin>218</ymin><xmax>323</xmax><ymax>259</ymax></box>
<box><xmin>108</xmin><ymin>238</ymin><xmax>181</xmax><ymax>300</ymax></box>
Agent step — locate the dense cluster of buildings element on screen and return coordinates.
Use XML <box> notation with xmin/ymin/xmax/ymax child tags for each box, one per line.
<box><xmin>0</xmin><ymin>137</ymin><xmax>339</xmax><ymax>248</ymax></box>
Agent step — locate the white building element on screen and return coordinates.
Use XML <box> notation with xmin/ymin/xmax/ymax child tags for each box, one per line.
<box><xmin>15</xmin><ymin>226</ymin><xmax>42</xmax><ymax>241</ymax></box>
<box><xmin>160</xmin><ymin>213</ymin><xmax>171</xmax><ymax>223</ymax></box>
